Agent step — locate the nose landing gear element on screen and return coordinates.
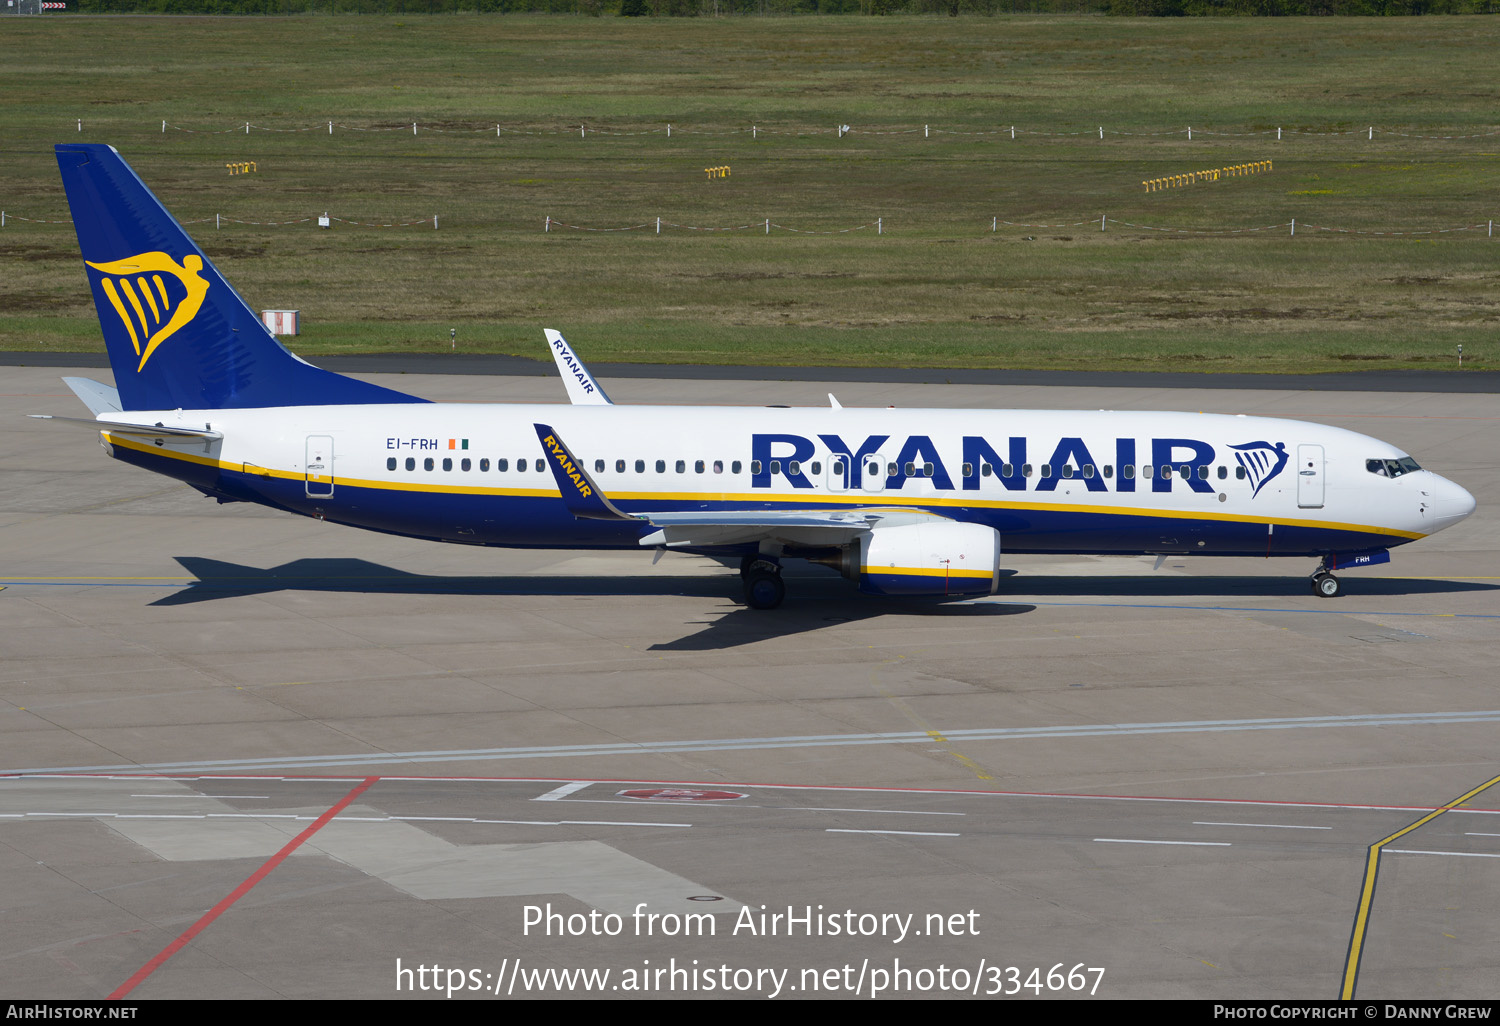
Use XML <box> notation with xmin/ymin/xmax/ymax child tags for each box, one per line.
<box><xmin>1310</xmin><ymin>556</ymin><xmax>1342</xmax><ymax>598</ymax></box>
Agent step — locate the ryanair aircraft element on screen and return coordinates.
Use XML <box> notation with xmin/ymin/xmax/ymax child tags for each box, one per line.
<box><xmin>40</xmin><ymin>144</ymin><xmax>1475</xmax><ymax>609</ymax></box>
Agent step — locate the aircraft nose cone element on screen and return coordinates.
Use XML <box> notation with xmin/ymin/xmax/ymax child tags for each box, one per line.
<box><xmin>1430</xmin><ymin>475</ymin><xmax>1477</xmax><ymax>527</ymax></box>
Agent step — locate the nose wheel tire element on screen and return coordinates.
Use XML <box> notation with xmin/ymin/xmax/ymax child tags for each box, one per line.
<box><xmin>744</xmin><ymin>569</ymin><xmax>786</xmax><ymax>610</ymax></box>
<box><xmin>1311</xmin><ymin>572</ymin><xmax>1342</xmax><ymax>598</ymax></box>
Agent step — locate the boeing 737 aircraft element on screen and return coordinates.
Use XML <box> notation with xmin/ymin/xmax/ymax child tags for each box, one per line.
<box><xmin>38</xmin><ymin>144</ymin><xmax>1476</xmax><ymax>609</ymax></box>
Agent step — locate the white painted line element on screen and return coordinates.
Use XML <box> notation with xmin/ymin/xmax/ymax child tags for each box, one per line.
<box><xmin>131</xmin><ymin>794</ymin><xmax>269</xmax><ymax>799</ymax></box>
<box><xmin>1386</xmin><ymin>849</ymin><xmax>1500</xmax><ymax>859</ymax></box>
<box><xmin>1095</xmin><ymin>838</ymin><xmax>1232</xmax><ymax>847</ymax></box>
<box><xmin>17</xmin><ymin>710</ymin><xmax>1500</xmax><ymax>776</ymax></box>
<box><xmin>1193</xmin><ymin>821</ymin><xmax>1331</xmax><ymax>830</ymax></box>
<box><xmin>785</xmin><ymin>806</ymin><xmax>965</xmax><ymax>817</ymax></box>
<box><xmin>825</xmin><ymin>829</ymin><xmax>961</xmax><ymax>837</ymax></box>
<box><xmin>534</xmin><ymin>781</ymin><xmax>594</xmax><ymax>802</ymax></box>
<box><xmin>1464</xmin><ymin>832</ymin><xmax>1500</xmax><ymax>837</ymax></box>
<box><xmin>561</xmin><ymin>820</ymin><xmax>691</xmax><ymax>829</ymax></box>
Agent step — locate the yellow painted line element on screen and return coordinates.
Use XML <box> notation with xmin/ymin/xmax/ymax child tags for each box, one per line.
<box><xmin>925</xmin><ymin>729</ymin><xmax>994</xmax><ymax>781</ymax></box>
<box><xmin>1341</xmin><ymin>772</ymin><xmax>1500</xmax><ymax>1000</ymax></box>
<box><xmin>104</xmin><ymin>437</ymin><xmax>1422</xmax><ymax>541</ymax></box>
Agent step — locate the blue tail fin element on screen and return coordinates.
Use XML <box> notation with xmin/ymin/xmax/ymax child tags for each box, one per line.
<box><xmin>56</xmin><ymin>144</ymin><xmax>427</xmax><ymax>411</ymax></box>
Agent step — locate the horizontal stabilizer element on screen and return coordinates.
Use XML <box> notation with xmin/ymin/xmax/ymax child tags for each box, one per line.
<box><xmin>63</xmin><ymin>377</ymin><xmax>122</xmax><ymax>415</ymax></box>
<box><xmin>28</xmin><ymin>414</ymin><xmax>222</xmax><ymax>441</ymax></box>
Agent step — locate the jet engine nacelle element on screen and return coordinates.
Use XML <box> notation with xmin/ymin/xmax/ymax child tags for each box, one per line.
<box><xmin>857</xmin><ymin>521</ymin><xmax>1000</xmax><ymax>597</ymax></box>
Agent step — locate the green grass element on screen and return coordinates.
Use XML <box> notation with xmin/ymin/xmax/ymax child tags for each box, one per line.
<box><xmin>3</xmin><ymin>14</ymin><xmax>1498</xmax><ymax>372</ymax></box>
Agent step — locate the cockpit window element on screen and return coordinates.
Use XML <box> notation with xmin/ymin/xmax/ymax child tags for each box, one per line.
<box><xmin>1367</xmin><ymin>457</ymin><xmax>1422</xmax><ymax>478</ymax></box>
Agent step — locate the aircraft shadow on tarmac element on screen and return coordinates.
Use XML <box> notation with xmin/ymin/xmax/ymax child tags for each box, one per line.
<box><xmin>152</xmin><ymin>556</ymin><xmax>1493</xmax><ymax>650</ymax></box>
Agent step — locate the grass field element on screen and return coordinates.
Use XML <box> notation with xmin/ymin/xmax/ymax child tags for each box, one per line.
<box><xmin>2</xmin><ymin>14</ymin><xmax>1498</xmax><ymax>371</ymax></box>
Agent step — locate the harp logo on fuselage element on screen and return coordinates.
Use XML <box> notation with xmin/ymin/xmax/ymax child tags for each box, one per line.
<box><xmin>84</xmin><ymin>251</ymin><xmax>210</xmax><ymax>372</ymax></box>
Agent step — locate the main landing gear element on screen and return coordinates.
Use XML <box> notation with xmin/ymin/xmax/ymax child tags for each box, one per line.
<box><xmin>1310</xmin><ymin>557</ymin><xmax>1343</xmax><ymax>598</ymax></box>
<box><xmin>740</xmin><ymin>557</ymin><xmax>786</xmax><ymax>610</ymax></box>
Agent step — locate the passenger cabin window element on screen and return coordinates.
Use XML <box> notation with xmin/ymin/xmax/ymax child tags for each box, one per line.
<box><xmin>616</xmin><ymin>459</ymin><xmax>625</xmax><ymax>473</ymax></box>
<box><xmin>750</xmin><ymin>460</ymin><xmax>762</xmax><ymax>475</ymax></box>
<box><xmin>595</xmin><ymin>459</ymin><xmax>605</xmax><ymax>473</ymax></box>
<box><xmin>442</xmin><ymin>458</ymin><xmax>452</xmax><ymax>472</ymax></box>
<box><xmin>1122</xmin><ymin>465</ymin><xmax>1133</xmax><ymax>480</ymax></box>
<box><xmin>480</xmin><ymin>458</ymin><xmax>490</xmax><ymax>472</ymax></box>
<box><xmin>696</xmin><ymin>460</ymin><xmax>705</xmax><ymax>474</ymax></box>
<box><xmin>1217</xmin><ymin>466</ymin><xmax>1227</xmax><ymax>480</ymax></box>
<box><xmin>656</xmin><ymin>460</ymin><xmax>666</xmax><ymax>474</ymax></box>
<box><xmin>810</xmin><ymin>461</ymin><xmax>820</xmax><ymax>475</ymax></box>
<box><xmin>675</xmin><ymin>460</ymin><xmax>685</xmax><ymax>474</ymax></box>
<box><xmin>1236</xmin><ymin>466</ymin><xmax>1246</xmax><ymax>480</ymax></box>
<box><xmin>498</xmin><ymin>458</ymin><xmax>509</xmax><ymax>472</ymax></box>
<box><xmin>714</xmin><ymin>460</ymin><xmax>724</xmax><ymax>474</ymax></box>
<box><xmin>732</xmin><ymin>461</ymin><xmax>742</xmax><ymax>475</ymax></box>
<box><xmin>387</xmin><ymin>457</ymin><xmax>397</xmax><ymax>471</ymax></box>
<box><xmin>424</xmin><ymin>457</ymin><xmax>435</xmax><ymax>471</ymax></box>
<box><xmin>1040</xmin><ymin>464</ymin><xmax>1052</xmax><ymax>479</ymax></box>
<box><xmin>635</xmin><ymin>460</ymin><xmax>646</xmax><ymax>473</ymax></box>
<box><xmin>405</xmin><ymin>457</ymin><xmax>416</xmax><ymax>471</ymax></box>
<box><xmin>534</xmin><ymin>459</ymin><xmax>543</xmax><ymax>472</ymax></box>
<box><xmin>517</xmin><ymin>458</ymin><xmax>527</xmax><ymax>472</ymax></box>
<box><xmin>1103</xmin><ymin>465</ymin><xmax>1113</xmax><ymax>479</ymax></box>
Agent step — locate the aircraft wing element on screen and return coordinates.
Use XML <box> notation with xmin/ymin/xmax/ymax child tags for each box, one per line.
<box><xmin>634</xmin><ymin>508</ymin><xmax>944</xmax><ymax>549</ymax></box>
<box><xmin>544</xmin><ymin>329</ymin><xmax>613</xmax><ymax>406</ymax></box>
<box><xmin>534</xmin><ymin>422</ymin><xmax>948</xmax><ymax>546</ymax></box>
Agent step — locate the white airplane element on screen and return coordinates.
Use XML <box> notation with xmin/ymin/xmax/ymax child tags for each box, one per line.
<box><xmin>37</xmin><ymin>144</ymin><xmax>1476</xmax><ymax>609</ymax></box>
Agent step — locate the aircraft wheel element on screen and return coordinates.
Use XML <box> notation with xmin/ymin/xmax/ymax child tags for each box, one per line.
<box><xmin>744</xmin><ymin>570</ymin><xmax>786</xmax><ymax>610</ymax></box>
<box><xmin>1311</xmin><ymin>572</ymin><xmax>1342</xmax><ymax>598</ymax></box>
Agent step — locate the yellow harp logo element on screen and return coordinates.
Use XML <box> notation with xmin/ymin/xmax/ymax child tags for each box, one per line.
<box><xmin>85</xmin><ymin>252</ymin><xmax>210</xmax><ymax>372</ymax></box>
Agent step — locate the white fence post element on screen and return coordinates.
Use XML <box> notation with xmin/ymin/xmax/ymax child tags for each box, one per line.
<box><xmin>245</xmin><ymin>121</ymin><xmax>250</xmax><ymax>135</ymax></box>
<box><xmin>877</xmin><ymin>217</ymin><xmax>882</xmax><ymax>235</ymax></box>
<box><xmin>328</xmin><ymin>120</ymin><xmax>333</xmax><ymax>135</ymax></box>
<box><xmin>162</xmin><ymin>120</ymin><xmax>166</xmax><ymax>133</ymax></box>
<box><xmin>216</xmin><ymin>213</ymin><xmax>220</xmax><ymax>230</ymax></box>
<box><xmin>433</xmin><ymin>215</ymin><xmax>438</xmax><ymax>230</ymax></box>
<box><xmin>1291</xmin><ymin>218</ymin><xmax>1296</xmax><ymax>236</ymax></box>
<box><xmin>413</xmin><ymin>122</ymin><xmax>417</xmax><ymax>136</ymax></box>
<box><xmin>1368</xmin><ymin>126</ymin><xmax>1373</xmax><ymax>140</ymax></box>
<box><xmin>77</xmin><ymin>119</ymin><xmax>81</xmax><ymax>132</ymax></box>
<box><xmin>656</xmin><ymin>217</ymin><xmax>661</xmax><ymax>235</ymax></box>
<box><xmin>1099</xmin><ymin>126</ymin><xmax>1104</xmax><ymax>140</ymax></box>
<box><xmin>1277</xmin><ymin>126</ymin><xmax>1282</xmax><ymax>140</ymax></box>
<box><xmin>667</xmin><ymin>124</ymin><xmax>671</xmax><ymax>138</ymax></box>
<box><xmin>924</xmin><ymin>124</ymin><xmax>929</xmax><ymax>138</ymax></box>
<box><xmin>1101</xmin><ymin>214</ymin><xmax>1106</xmax><ymax>232</ymax></box>
<box><xmin>496</xmin><ymin>124</ymin><xmax>500</xmax><ymax>137</ymax></box>
<box><xmin>753</xmin><ymin>125</ymin><xmax>757</xmax><ymax>139</ymax></box>
<box><xmin>1187</xmin><ymin>126</ymin><xmax>1192</xmax><ymax>140</ymax></box>
<box><xmin>1011</xmin><ymin>125</ymin><xmax>1015</xmax><ymax>140</ymax></box>
<box><xmin>545</xmin><ymin>216</ymin><xmax>550</xmax><ymax>233</ymax></box>
<box><xmin>580</xmin><ymin>124</ymin><xmax>585</xmax><ymax>138</ymax></box>
<box><xmin>765</xmin><ymin>218</ymin><xmax>770</xmax><ymax>235</ymax></box>
<box><xmin>992</xmin><ymin>216</ymin><xmax>997</xmax><ymax>232</ymax></box>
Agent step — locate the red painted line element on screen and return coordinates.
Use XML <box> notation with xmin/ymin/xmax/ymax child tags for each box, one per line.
<box><xmin>108</xmin><ymin>775</ymin><xmax>378</xmax><ymax>1000</ymax></box>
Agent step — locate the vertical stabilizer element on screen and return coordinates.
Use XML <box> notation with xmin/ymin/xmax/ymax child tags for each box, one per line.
<box><xmin>56</xmin><ymin>144</ymin><xmax>427</xmax><ymax>411</ymax></box>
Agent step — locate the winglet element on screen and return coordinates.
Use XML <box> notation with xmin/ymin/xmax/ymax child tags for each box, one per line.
<box><xmin>533</xmin><ymin>424</ymin><xmax>639</xmax><ymax>521</ymax></box>
<box><xmin>544</xmin><ymin>329</ymin><xmax>613</xmax><ymax>406</ymax></box>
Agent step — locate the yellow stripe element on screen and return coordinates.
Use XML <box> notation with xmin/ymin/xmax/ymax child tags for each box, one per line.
<box><xmin>862</xmin><ymin>565</ymin><xmax>994</xmax><ymax>579</ymax></box>
<box><xmin>118</xmin><ymin>277</ymin><xmax>151</xmax><ymax>340</ymax></box>
<box><xmin>138</xmin><ymin>274</ymin><xmax>162</xmax><ymax>324</ymax></box>
<box><xmin>1340</xmin><ymin>772</ymin><xmax>1500</xmax><ymax>999</ymax></box>
<box><xmin>102</xmin><ymin>436</ymin><xmax>1423</xmax><ymax>541</ymax></box>
<box><xmin>99</xmin><ymin>279</ymin><xmax>141</xmax><ymax>356</ymax></box>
